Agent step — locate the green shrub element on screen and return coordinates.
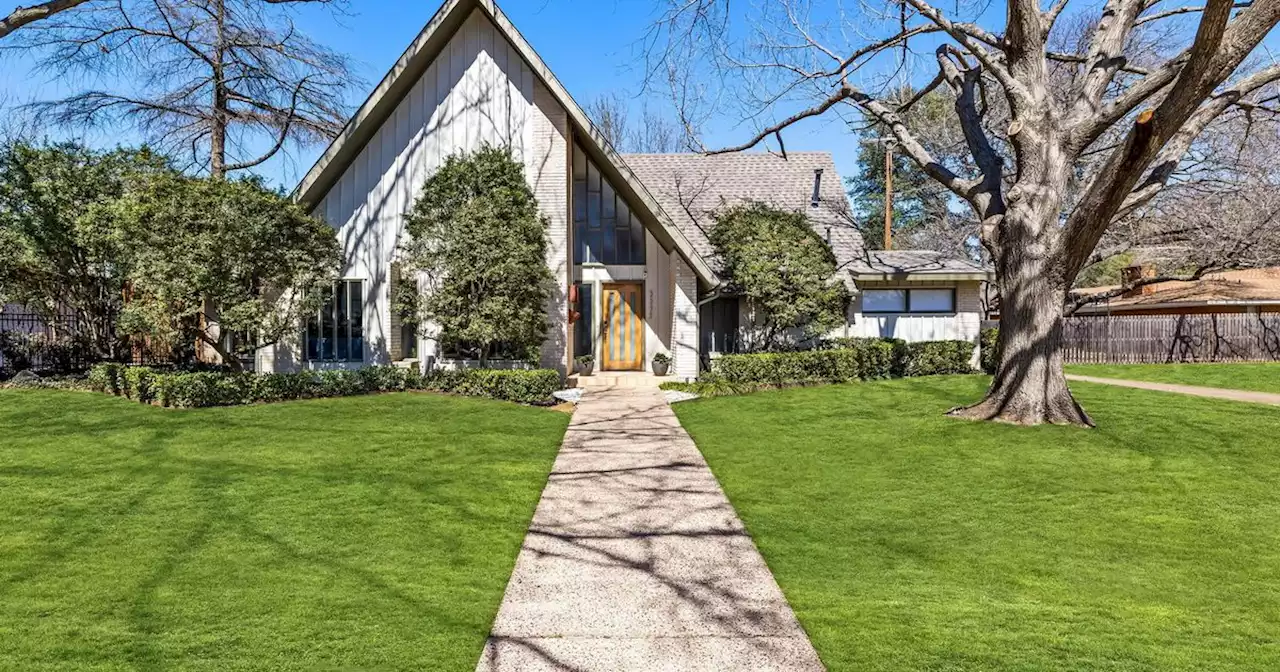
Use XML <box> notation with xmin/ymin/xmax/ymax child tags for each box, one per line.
<box><xmin>87</xmin><ymin>363</ymin><xmax>124</xmax><ymax>395</ymax></box>
<box><xmin>901</xmin><ymin>340</ymin><xmax>976</xmax><ymax>376</ymax></box>
<box><xmin>980</xmin><ymin>327</ymin><xmax>999</xmax><ymax>374</ymax></box>
<box><xmin>92</xmin><ymin>364</ymin><xmax>560</xmax><ymax>408</ymax></box>
<box><xmin>714</xmin><ymin>340</ymin><xmax>897</xmax><ymax>386</ymax></box>
<box><xmin>122</xmin><ymin>366</ymin><xmax>157</xmax><ymax>403</ymax></box>
<box><xmin>445</xmin><ymin>368</ymin><xmax>561</xmax><ymax>404</ymax></box>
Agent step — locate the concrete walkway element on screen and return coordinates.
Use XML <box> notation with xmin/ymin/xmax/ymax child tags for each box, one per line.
<box><xmin>476</xmin><ymin>387</ymin><xmax>824</xmax><ymax>672</ymax></box>
<box><xmin>1067</xmin><ymin>374</ymin><xmax>1280</xmax><ymax>406</ymax></box>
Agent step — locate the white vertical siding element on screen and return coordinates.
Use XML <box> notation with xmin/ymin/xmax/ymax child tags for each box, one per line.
<box><xmin>532</xmin><ymin>77</ymin><xmax>569</xmax><ymax>373</ymax></box>
<box><xmin>271</xmin><ymin>8</ymin><xmax>566</xmax><ymax>372</ymax></box>
<box><xmin>644</xmin><ymin>231</ymin><xmax>673</xmax><ymax>370</ymax></box>
<box><xmin>672</xmin><ymin>255</ymin><xmax>700</xmax><ymax>380</ymax></box>
<box><xmin>845</xmin><ymin>280</ymin><xmax>984</xmax><ymax>362</ymax></box>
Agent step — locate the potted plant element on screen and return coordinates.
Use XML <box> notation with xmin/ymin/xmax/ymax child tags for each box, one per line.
<box><xmin>575</xmin><ymin>354</ymin><xmax>595</xmax><ymax>376</ymax></box>
<box><xmin>652</xmin><ymin>352</ymin><xmax>671</xmax><ymax>377</ymax></box>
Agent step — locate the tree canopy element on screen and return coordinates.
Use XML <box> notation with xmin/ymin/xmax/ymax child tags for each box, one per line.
<box><xmin>709</xmin><ymin>203</ymin><xmax>849</xmax><ymax>351</ymax></box>
<box><xmin>401</xmin><ymin>146</ymin><xmax>553</xmax><ymax>364</ymax></box>
<box><xmin>0</xmin><ymin>141</ymin><xmax>171</xmax><ymax>360</ymax></box>
<box><xmin>113</xmin><ymin>172</ymin><xmax>340</xmax><ymax>369</ymax></box>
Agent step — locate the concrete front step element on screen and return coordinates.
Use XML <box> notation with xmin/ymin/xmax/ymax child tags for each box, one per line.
<box><xmin>570</xmin><ymin>372</ymin><xmax>668</xmax><ymax>389</ymax></box>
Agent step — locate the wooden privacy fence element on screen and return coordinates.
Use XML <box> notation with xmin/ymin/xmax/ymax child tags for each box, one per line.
<box><xmin>1062</xmin><ymin>313</ymin><xmax>1280</xmax><ymax>364</ymax></box>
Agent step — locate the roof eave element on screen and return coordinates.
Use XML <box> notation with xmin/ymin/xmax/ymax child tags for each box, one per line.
<box><xmin>851</xmin><ymin>271</ymin><xmax>994</xmax><ymax>283</ymax></box>
<box><xmin>291</xmin><ymin>0</ymin><xmax>722</xmax><ymax>289</ymax></box>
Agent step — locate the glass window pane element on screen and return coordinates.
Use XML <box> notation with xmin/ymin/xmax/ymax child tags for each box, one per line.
<box><xmin>587</xmin><ymin>191</ymin><xmax>600</xmax><ymax>229</ymax></box>
<box><xmin>319</xmin><ymin>285</ymin><xmax>336</xmax><ymax>359</ymax></box>
<box><xmin>336</xmin><ymin>281</ymin><xmax>351</xmax><ymax>361</ymax></box>
<box><xmin>573</xmin><ymin>180</ymin><xmax>587</xmax><ymax>221</ymax></box>
<box><xmin>349</xmin><ymin>281</ymin><xmax>364</xmax><ymax>360</ymax></box>
<box><xmin>603</xmin><ymin>183</ymin><xmax>616</xmax><ymax>220</ymax></box>
<box><xmin>862</xmin><ymin>289</ymin><xmax>907</xmax><ymax>313</ymax></box>
<box><xmin>588</xmin><ymin>162</ymin><xmax>600</xmax><ymax>194</ymax></box>
<box><xmin>614</xmin><ymin>220</ymin><xmax>628</xmax><ymax>264</ymax></box>
<box><xmin>573</xmin><ymin>144</ymin><xmax>586</xmax><ymax>180</ymax></box>
<box><xmin>574</xmin><ymin>216</ymin><xmax>587</xmax><ymax>264</ymax></box>
<box><xmin>574</xmin><ymin>283</ymin><xmax>593</xmax><ymax>358</ymax></box>
<box><xmin>909</xmin><ymin>288</ymin><xmax>954</xmax><ymax>313</ymax></box>
<box><xmin>602</xmin><ymin>219</ymin><xmax>617</xmax><ymax>264</ymax></box>
<box><xmin>630</xmin><ymin>215</ymin><xmax>646</xmax><ymax>264</ymax></box>
<box><xmin>590</xmin><ymin>228</ymin><xmax>604</xmax><ymax>264</ymax></box>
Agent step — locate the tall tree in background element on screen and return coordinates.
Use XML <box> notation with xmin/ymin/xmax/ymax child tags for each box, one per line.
<box><xmin>12</xmin><ymin>0</ymin><xmax>359</xmax><ymax>177</ymax></box>
<box><xmin>647</xmin><ymin>0</ymin><xmax>1280</xmax><ymax>426</ymax></box>
<box><xmin>849</xmin><ymin>89</ymin><xmax>955</xmax><ymax>249</ymax></box>
<box><xmin>586</xmin><ymin>93</ymin><xmax>684</xmax><ymax>153</ymax></box>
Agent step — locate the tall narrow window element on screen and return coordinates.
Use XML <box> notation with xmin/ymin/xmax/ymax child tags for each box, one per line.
<box><xmin>572</xmin><ymin>143</ymin><xmax>646</xmax><ymax>265</ymax></box>
<box><xmin>574</xmin><ymin>283</ymin><xmax>594</xmax><ymax>359</ymax></box>
<box><xmin>305</xmin><ymin>280</ymin><xmax>365</xmax><ymax>362</ymax></box>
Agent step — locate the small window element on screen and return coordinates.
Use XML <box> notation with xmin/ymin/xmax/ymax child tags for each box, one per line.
<box><xmin>862</xmin><ymin>289</ymin><xmax>907</xmax><ymax>313</ymax></box>
<box><xmin>305</xmin><ymin>280</ymin><xmax>364</xmax><ymax>362</ymax></box>
<box><xmin>909</xmin><ymin>288</ymin><xmax>955</xmax><ymax>313</ymax></box>
<box><xmin>862</xmin><ymin>288</ymin><xmax>956</xmax><ymax>314</ymax></box>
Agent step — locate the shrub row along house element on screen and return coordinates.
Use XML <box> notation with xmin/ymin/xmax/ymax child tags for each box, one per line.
<box><xmin>256</xmin><ymin>0</ymin><xmax>990</xmax><ymax>378</ymax></box>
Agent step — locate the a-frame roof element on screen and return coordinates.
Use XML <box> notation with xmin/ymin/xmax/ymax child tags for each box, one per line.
<box><xmin>292</xmin><ymin>0</ymin><xmax>720</xmax><ymax>287</ymax></box>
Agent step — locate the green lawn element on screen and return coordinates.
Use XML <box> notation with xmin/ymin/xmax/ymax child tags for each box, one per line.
<box><xmin>0</xmin><ymin>390</ymin><xmax>568</xmax><ymax>671</ymax></box>
<box><xmin>1066</xmin><ymin>362</ymin><xmax>1280</xmax><ymax>395</ymax></box>
<box><xmin>674</xmin><ymin>377</ymin><xmax>1280</xmax><ymax>671</ymax></box>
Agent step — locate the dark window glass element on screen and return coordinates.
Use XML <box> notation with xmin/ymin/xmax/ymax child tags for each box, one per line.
<box><xmin>572</xmin><ymin>143</ymin><xmax>647</xmax><ymax>266</ymax></box>
<box><xmin>304</xmin><ymin>280</ymin><xmax>364</xmax><ymax>362</ymax></box>
<box><xmin>574</xmin><ymin>283</ymin><xmax>593</xmax><ymax>358</ymax></box>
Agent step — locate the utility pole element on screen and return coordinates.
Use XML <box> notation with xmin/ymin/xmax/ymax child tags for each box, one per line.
<box><xmin>883</xmin><ymin>141</ymin><xmax>894</xmax><ymax>250</ymax></box>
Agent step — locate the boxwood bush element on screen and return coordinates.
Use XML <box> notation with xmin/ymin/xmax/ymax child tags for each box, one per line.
<box><xmin>980</xmin><ymin>327</ymin><xmax>999</xmax><ymax>374</ymax></box>
<box><xmin>86</xmin><ymin>363</ymin><xmax>562</xmax><ymax>408</ymax></box>
<box><xmin>686</xmin><ymin>337</ymin><xmax>975</xmax><ymax>397</ymax></box>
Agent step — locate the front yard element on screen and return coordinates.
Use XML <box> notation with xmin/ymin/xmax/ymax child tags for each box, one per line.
<box><xmin>0</xmin><ymin>390</ymin><xmax>569</xmax><ymax>670</ymax></box>
<box><xmin>1065</xmin><ymin>361</ymin><xmax>1280</xmax><ymax>394</ymax></box>
<box><xmin>674</xmin><ymin>377</ymin><xmax>1280</xmax><ymax>671</ymax></box>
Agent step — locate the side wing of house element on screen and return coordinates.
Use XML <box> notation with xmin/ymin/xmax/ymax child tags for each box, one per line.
<box><xmin>258</xmin><ymin>7</ymin><xmax>570</xmax><ymax>373</ymax></box>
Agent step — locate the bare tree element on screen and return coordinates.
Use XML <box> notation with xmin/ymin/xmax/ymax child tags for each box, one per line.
<box><xmin>11</xmin><ymin>0</ymin><xmax>359</xmax><ymax>177</ymax></box>
<box><xmin>646</xmin><ymin>0</ymin><xmax>1280</xmax><ymax>426</ymax></box>
<box><xmin>586</xmin><ymin>92</ymin><xmax>685</xmax><ymax>153</ymax></box>
<box><xmin>1</xmin><ymin>0</ymin><xmax>331</xmax><ymax>40</ymax></box>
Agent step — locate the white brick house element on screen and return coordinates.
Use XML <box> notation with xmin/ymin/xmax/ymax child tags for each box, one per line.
<box><xmin>259</xmin><ymin>0</ymin><xmax>989</xmax><ymax>379</ymax></box>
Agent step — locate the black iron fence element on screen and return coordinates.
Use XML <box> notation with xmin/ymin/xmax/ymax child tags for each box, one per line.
<box><xmin>0</xmin><ymin>309</ymin><xmax>174</xmax><ymax>375</ymax></box>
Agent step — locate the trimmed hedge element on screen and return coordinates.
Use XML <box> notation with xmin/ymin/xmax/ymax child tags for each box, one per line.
<box><xmin>980</xmin><ymin>327</ymin><xmax>999</xmax><ymax>374</ymax></box>
<box><xmin>87</xmin><ymin>364</ymin><xmax>562</xmax><ymax>408</ymax></box>
<box><xmin>901</xmin><ymin>340</ymin><xmax>976</xmax><ymax>376</ymax></box>
<box><xmin>682</xmin><ymin>337</ymin><xmax>976</xmax><ymax>398</ymax></box>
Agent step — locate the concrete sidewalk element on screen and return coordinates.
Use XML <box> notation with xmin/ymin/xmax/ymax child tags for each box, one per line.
<box><xmin>476</xmin><ymin>387</ymin><xmax>824</xmax><ymax>672</ymax></box>
<box><xmin>1067</xmin><ymin>374</ymin><xmax>1280</xmax><ymax>406</ymax></box>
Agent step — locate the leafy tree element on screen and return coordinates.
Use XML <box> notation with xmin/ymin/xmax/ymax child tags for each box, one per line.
<box><xmin>710</xmin><ymin>203</ymin><xmax>849</xmax><ymax>351</ymax></box>
<box><xmin>0</xmin><ymin>141</ymin><xmax>171</xmax><ymax>360</ymax></box>
<box><xmin>113</xmin><ymin>173</ymin><xmax>340</xmax><ymax>370</ymax></box>
<box><xmin>401</xmin><ymin>146</ymin><xmax>553</xmax><ymax>365</ymax></box>
<box><xmin>849</xmin><ymin>89</ymin><xmax>954</xmax><ymax>249</ymax></box>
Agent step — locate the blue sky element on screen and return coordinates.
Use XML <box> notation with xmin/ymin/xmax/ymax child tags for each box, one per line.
<box><xmin>0</xmin><ymin>0</ymin><xmax>881</xmax><ymax>189</ymax></box>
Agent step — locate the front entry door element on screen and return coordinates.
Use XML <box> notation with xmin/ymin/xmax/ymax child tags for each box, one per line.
<box><xmin>602</xmin><ymin>283</ymin><xmax>644</xmax><ymax>371</ymax></box>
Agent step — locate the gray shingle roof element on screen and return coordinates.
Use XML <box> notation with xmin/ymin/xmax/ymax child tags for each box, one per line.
<box><xmin>847</xmin><ymin>250</ymin><xmax>991</xmax><ymax>277</ymax></box>
<box><xmin>621</xmin><ymin>152</ymin><xmax>864</xmax><ymax>280</ymax></box>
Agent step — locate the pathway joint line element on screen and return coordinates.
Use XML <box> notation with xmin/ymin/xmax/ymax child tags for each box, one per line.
<box><xmin>476</xmin><ymin>386</ymin><xmax>824</xmax><ymax>672</ymax></box>
<box><xmin>1066</xmin><ymin>374</ymin><xmax>1280</xmax><ymax>406</ymax></box>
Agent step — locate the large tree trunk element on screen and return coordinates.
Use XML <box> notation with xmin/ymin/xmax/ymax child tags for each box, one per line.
<box><xmin>951</xmin><ymin>207</ymin><xmax>1093</xmax><ymax>427</ymax></box>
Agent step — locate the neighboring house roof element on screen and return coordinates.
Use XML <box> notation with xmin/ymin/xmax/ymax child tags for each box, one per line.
<box><xmin>846</xmin><ymin>250</ymin><xmax>992</xmax><ymax>282</ymax></box>
<box><xmin>1076</xmin><ymin>267</ymin><xmax>1280</xmax><ymax>312</ymax></box>
<box><xmin>290</xmin><ymin>0</ymin><xmax>719</xmax><ymax>287</ymax></box>
<box><xmin>621</xmin><ymin>152</ymin><xmax>863</xmax><ymax>285</ymax></box>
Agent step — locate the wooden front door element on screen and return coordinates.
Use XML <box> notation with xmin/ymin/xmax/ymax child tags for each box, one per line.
<box><xmin>602</xmin><ymin>283</ymin><xmax>645</xmax><ymax>371</ymax></box>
